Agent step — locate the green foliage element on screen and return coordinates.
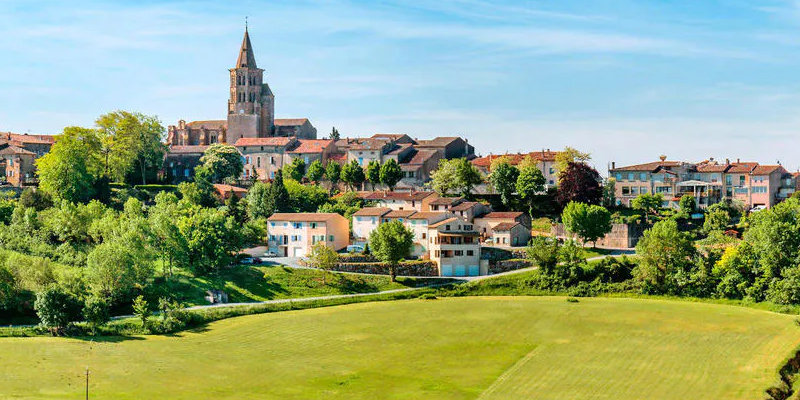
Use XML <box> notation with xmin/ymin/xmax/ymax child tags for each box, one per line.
<box><xmin>631</xmin><ymin>193</ymin><xmax>663</xmax><ymax>223</ymax></box>
<box><xmin>283</xmin><ymin>158</ymin><xmax>306</xmax><ymax>182</ymax></box>
<box><xmin>132</xmin><ymin>295</ymin><xmax>151</xmax><ymax>327</ymax></box>
<box><xmin>82</xmin><ymin>295</ymin><xmax>110</xmax><ymax>332</ymax></box>
<box><xmin>379</xmin><ymin>159</ymin><xmax>403</xmax><ymax>191</ymax></box>
<box><xmin>704</xmin><ymin>208</ymin><xmax>731</xmax><ymax>233</ymax></box>
<box><xmin>678</xmin><ymin>195</ymin><xmax>696</xmax><ymax>217</ymax></box>
<box><xmin>516</xmin><ymin>157</ymin><xmax>546</xmax><ymax>216</ymax></box>
<box><xmin>525</xmin><ymin>236</ymin><xmax>560</xmax><ymax>274</ymax></box>
<box><xmin>488</xmin><ymin>157</ymin><xmax>519</xmax><ymax>207</ymax></box>
<box><xmin>95</xmin><ymin>111</ymin><xmax>166</xmax><ymax>185</ymax></box>
<box><xmin>554</xmin><ymin>147</ymin><xmax>591</xmax><ymax>177</ymax></box>
<box><xmin>329</xmin><ymin>126</ymin><xmax>340</xmax><ymax>141</ymax></box>
<box><xmin>268</xmin><ymin>169</ymin><xmax>290</xmax><ymax>213</ymax></box>
<box><xmin>177</xmin><ymin>178</ymin><xmax>218</xmax><ymax>208</ymax></box>
<box><xmin>197</xmin><ymin>144</ymin><xmax>243</xmax><ymax>184</ymax></box>
<box><xmin>561</xmin><ymin>202</ymin><xmax>612</xmax><ymax>246</ymax></box>
<box><xmin>0</xmin><ymin>193</ymin><xmax>15</xmax><ymax>225</ymax></box>
<box><xmin>178</xmin><ymin>207</ymin><xmax>243</xmax><ymax>276</ymax></box>
<box><xmin>340</xmin><ymin>160</ymin><xmax>366</xmax><ymax>191</ymax></box>
<box><xmin>246</xmin><ymin>181</ymin><xmax>273</xmax><ymax>220</ymax></box>
<box><xmin>285</xmin><ymin>179</ymin><xmax>328</xmax><ymax>212</ymax></box>
<box><xmin>428</xmin><ymin>158</ymin><xmax>483</xmax><ymax>197</ymax></box>
<box><xmin>369</xmin><ymin>220</ymin><xmax>414</xmax><ymax>281</ymax></box>
<box><xmin>365</xmin><ymin>160</ymin><xmax>381</xmax><ymax>189</ymax></box>
<box><xmin>34</xmin><ymin>286</ymin><xmax>80</xmax><ymax>334</ymax></box>
<box><xmin>86</xmin><ymin>229</ymin><xmax>155</xmax><ymax>301</ymax></box>
<box><xmin>324</xmin><ymin>161</ymin><xmax>341</xmax><ymax>186</ymax></box>
<box><xmin>224</xmin><ymin>192</ymin><xmax>247</xmax><ymax>225</ymax></box>
<box><xmin>634</xmin><ymin>219</ymin><xmax>700</xmax><ymax>295</ymax></box>
<box><xmin>36</xmin><ymin>127</ymin><xmax>103</xmax><ymax>203</ymax></box>
<box><xmin>19</xmin><ymin>189</ymin><xmax>52</xmax><ymax>211</ymax></box>
<box><xmin>306</xmin><ymin>243</ymin><xmax>339</xmax><ymax>277</ymax></box>
<box><xmin>306</xmin><ymin>160</ymin><xmax>325</xmax><ymax>183</ymax></box>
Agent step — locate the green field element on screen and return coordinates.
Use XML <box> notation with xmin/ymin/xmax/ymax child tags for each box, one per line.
<box><xmin>1</xmin><ymin>297</ymin><xmax>798</xmax><ymax>399</ymax></box>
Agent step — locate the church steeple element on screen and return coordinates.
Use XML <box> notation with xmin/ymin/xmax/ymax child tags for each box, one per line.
<box><xmin>236</xmin><ymin>26</ymin><xmax>257</xmax><ymax>68</ymax></box>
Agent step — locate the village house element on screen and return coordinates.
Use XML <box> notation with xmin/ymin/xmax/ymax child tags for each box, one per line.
<box><xmin>236</xmin><ymin>137</ymin><xmax>295</xmax><ymax>180</ymax></box>
<box><xmin>404</xmin><ymin>211</ymin><xmax>452</xmax><ymax>257</ymax></box>
<box><xmin>488</xmin><ymin>222</ymin><xmax>531</xmax><ymax>247</ymax></box>
<box><xmin>266</xmin><ymin>213</ymin><xmax>349</xmax><ymax>257</ymax></box>
<box><xmin>353</xmin><ymin>191</ymin><xmax>439</xmax><ymax>211</ymax></box>
<box><xmin>164</xmin><ymin>145</ymin><xmax>208</xmax><ymax>183</ymax></box>
<box><xmin>449</xmin><ymin>201</ymin><xmax>490</xmax><ymax>223</ymax></box>
<box><xmin>0</xmin><ymin>132</ymin><xmax>55</xmax><ymax>187</ymax></box>
<box><xmin>427</xmin><ymin>216</ymin><xmax>484</xmax><ymax>276</ymax></box>
<box><xmin>351</xmin><ymin>207</ymin><xmax>392</xmax><ymax>244</ymax></box>
<box><xmin>473</xmin><ymin>211</ymin><xmax>532</xmax><ymax>238</ymax></box>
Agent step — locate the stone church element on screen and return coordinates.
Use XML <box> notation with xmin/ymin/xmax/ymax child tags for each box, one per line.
<box><xmin>166</xmin><ymin>27</ymin><xmax>317</xmax><ymax>147</ymax></box>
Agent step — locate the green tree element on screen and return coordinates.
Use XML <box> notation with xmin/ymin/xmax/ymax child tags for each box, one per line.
<box><xmin>178</xmin><ymin>207</ymin><xmax>243</xmax><ymax>276</ymax></box>
<box><xmin>330</xmin><ymin>127</ymin><xmax>340</xmax><ymax>141</ymax></box>
<box><xmin>602</xmin><ymin>177</ymin><xmax>617</xmax><ymax>208</ymax></box>
<box><xmin>224</xmin><ymin>192</ymin><xmax>247</xmax><ymax>225</ymax></box>
<box><xmin>132</xmin><ymin>295</ymin><xmax>151</xmax><ymax>328</ymax></box>
<box><xmin>95</xmin><ymin>111</ymin><xmax>166</xmax><ymax>184</ymax></box>
<box><xmin>631</xmin><ymin>193</ymin><xmax>663</xmax><ymax>224</ymax></box>
<box><xmin>679</xmin><ymin>195</ymin><xmax>696</xmax><ymax>217</ymax></box>
<box><xmin>488</xmin><ymin>157</ymin><xmax>519</xmax><ymax>207</ymax></box>
<box><xmin>525</xmin><ymin>236</ymin><xmax>560</xmax><ymax>275</ymax></box>
<box><xmin>19</xmin><ymin>189</ymin><xmax>52</xmax><ymax>211</ymax></box>
<box><xmin>306</xmin><ymin>160</ymin><xmax>325</xmax><ymax>184</ymax></box>
<box><xmin>177</xmin><ymin>178</ymin><xmax>217</xmax><ymax>208</ymax></box>
<box><xmin>36</xmin><ymin>127</ymin><xmax>103</xmax><ymax>203</ymax></box>
<box><xmin>246</xmin><ymin>181</ymin><xmax>273</xmax><ymax>220</ymax></box>
<box><xmin>634</xmin><ymin>219</ymin><xmax>697</xmax><ymax>293</ymax></box>
<box><xmin>284</xmin><ymin>158</ymin><xmax>306</xmax><ymax>182</ymax></box>
<box><xmin>561</xmin><ymin>202</ymin><xmax>612</xmax><ymax>247</ymax></box>
<box><xmin>325</xmin><ymin>162</ymin><xmax>342</xmax><ymax>193</ymax></box>
<box><xmin>82</xmin><ymin>295</ymin><xmax>110</xmax><ymax>333</ymax></box>
<box><xmin>516</xmin><ymin>157</ymin><xmax>546</xmax><ymax>217</ymax></box>
<box><xmin>86</xmin><ymin>235</ymin><xmax>154</xmax><ymax>301</ymax></box>
<box><xmin>364</xmin><ymin>160</ymin><xmax>381</xmax><ymax>190</ymax></box>
<box><xmin>196</xmin><ymin>144</ymin><xmax>243</xmax><ymax>183</ymax></box>
<box><xmin>428</xmin><ymin>158</ymin><xmax>483</xmax><ymax>197</ymax></box>
<box><xmin>268</xmin><ymin>170</ymin><xmax>290</xmax><ymax>214</ymax></box>
<box><xmin>340</xmin><ymin>160</ymin><xmax>366</xmax><ymax>191</ymax></box>
<box><xmin>379</xmin><ymin>159</ymin><xmax>403</xmax><ymax>191</ymax></box>
<box><xmin>306</xmin><ymin>243</ymin><xmax>339</xmax><ymax>283</ymax></box>
<box><xmin>704</xmin><ymin>207</ymin><xmax>731</xmax><ymax>233</ymax></box>
<box><xmin>34</xmin><ymin>286</ymin><xmax>80</xmax><ymax>335</ymax></box>
<box><xmin>148</xmin><ymin>192</ymin><xmax>188</xmax><ymax>277</ymax></box>
<box><xmin>369</xmin><ymin>220</ymin><xmax>413</xmax><ymax>282</ymax></box>
<box><xmin>554</xmin><ymin>147</ymin><xmax>591</xmax><ymax>177</ymax></box>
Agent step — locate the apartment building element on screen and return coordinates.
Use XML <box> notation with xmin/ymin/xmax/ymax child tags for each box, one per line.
<box><xmin>353</xmin><ymin>191</ymin><xmax>439</xmax><ymax>211</ymax></box>
<box><xmin>351</xmin><ymin>207</ymin><xmax>452</xmax><ymax>257</ymax></box>
<box><xmin>609</xmin><ymin>157</ymin><xmax>795</xmax><ymax>209</ymax></box>
<box><xmin>266</xmin><ymin>213</ymin><xmax>349</xmax><ymax>257</ymax></box>
<box><xmin>427</xmin><ymin>217</ymin><xmax>483</xmax><ymax>277</ymax></box>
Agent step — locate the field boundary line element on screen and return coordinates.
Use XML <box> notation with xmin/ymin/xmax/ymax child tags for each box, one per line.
<box><xmin>476</xmin><ymin>345</ymin><xmax>541</xmax><ymax>400</ymax></box>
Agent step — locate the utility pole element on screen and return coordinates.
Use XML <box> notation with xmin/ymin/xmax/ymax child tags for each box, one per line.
<box><xmin>85</xmin><ymin>366</ymin><xmax>89</xmax><ymax>400</ymax></box>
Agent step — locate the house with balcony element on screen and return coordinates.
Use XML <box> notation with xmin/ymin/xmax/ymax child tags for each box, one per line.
<box><xmin>266</xmin><ymin>213</ymin><xmax>349</xmax><ymax>257</ymax></box>
<box><xmin>473</xmin><ymin>211</ymin><xmax>531</xmax><ymax>239</ymax></box>
<box><xmin>427</xmin><ymin>217</ymin><xmax>484</xmax><ymax>276</ymax></box>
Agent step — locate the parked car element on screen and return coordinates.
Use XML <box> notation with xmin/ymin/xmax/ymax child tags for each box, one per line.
<box><xmin>346</xmin><ymin>244</ymin><xmax>364</xmax><ymax>253</ymax></box>
<box><xmin>240</xmin><ymin>257</ymin><xmax>260</xmax><ymax>265</ymax></box>
<box><xmin>262</xmin><ymin>250</ymin><xmax>278</xmax><ymax>258</ymax></box>
<box><xmin>750</xmin><ymin>205</ymin><xmax>767</xmax><ymax>213</ymax></box>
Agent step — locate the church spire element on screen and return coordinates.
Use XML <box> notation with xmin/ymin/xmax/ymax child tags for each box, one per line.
<box><xmin>236</xmin><ymin>24</ymin><xmax>257</xmax><ymax>69</ymax></box>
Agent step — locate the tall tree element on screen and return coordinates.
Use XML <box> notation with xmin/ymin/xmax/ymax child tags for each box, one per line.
<box><xmin>554</xmin><ymin>147</ymin><xmax>591</xmax><ymax>177</ymax></box>
<box><xmin>283</xmin><ymin>158</ymin><xmax>306</xmax><ymax>182</ymax></box>
<box><xmin>632</xmin><ymin>193</ymin><xmax>663</xmax><ymax>224</ymax></box>
<box><xmin>428</xmin><ymin>158</ymin><xmax>483</xmax><ymax>198</ymax></box>
<box><xmin>635</xmin><ymin>219</ymin><xmax>697</xmax><ymax>292</ymax></box>
<box><xmin>306</xmin><ymin>243</ymin><xmax>339</xmax><ymax>283</ymax></box>
<box><xmin>246</xmin><ymin>181</ymin><xmax>273</xmax><ymax>220</ymax></box>
<box><xmin>36</xmin><ymin>127</ymin><xmax>103</xmax><ymax>203</ymax></box>
<box><xmin>516</xmin><ymin>157</ymin><xmax>546</xmax><ymax>217</ymax></box>
<box><xmin>556</xmin><ymin>162</ymin><xmax>602</xmax><ymax>207</ymax></box>
<box><xmin>340</xmin><ymin>160</ymin><xmax>366</xmax><ymax>191</ymax></box>
<box><xmin>95</xmin><ymin>111</ymin><xmax>166</xmax><ymax>185</ymax></box>
<box><xmin>369</xmin><ymin>220</ymin><xmax>413</xmax><ymax>282</ymax></box>
<box><xmin>488</xmin><ymin>157</ymin><xmax>519</xmax><ymax>208</ymax></box>
<box><xmin>330</xmin><ymin>127</ymin><xmax>340</xmax><ymax>141</ymax></box>
<box><xmin>306</xmin><ymin>160</ymin><xmax>325</xmax><ymax>184</ymax></box>
<box><xmin>380</xmin><ymin>158</ymin><xmax>403</xmax><ymax>191</ymax></box>
<box><xmin>325</xmin><ymin>161</ymin><xmax>342</xmax><ymax>193</ymax></box>
<box><xmin>365</xmin><ymin>160</ymin><xmax>381</xmax><ymax>190</ymax></box>
<box><xmin>561</xmin><ymin>201</ymin><xmax>612</xmax><ymax>247</ymax></box>
<box><xmin>196</xmin><ymin>144</ymin><xmax>243</xmax><ymax>183</ymax></box>
<box><xmin>268</xmin><ymin>169</ymin><xmax>290</xmax><ymax>213</ymax></box>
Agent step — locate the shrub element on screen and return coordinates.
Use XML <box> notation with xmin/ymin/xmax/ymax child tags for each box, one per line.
<box><xmin>34</xmin><ymin>286</ymin><xmax>81</xmax><ymax>335</ymax></box>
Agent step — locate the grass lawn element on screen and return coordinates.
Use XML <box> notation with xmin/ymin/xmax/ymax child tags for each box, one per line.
<box><xmin>150</xmin><ymin>264</ymin><xmax>434</xmax><ymax>306</ymax></box>
<box><xmin>1</xmin><ymin>297</ymin><xmax>798</xmax><ymax>399</ymax></box>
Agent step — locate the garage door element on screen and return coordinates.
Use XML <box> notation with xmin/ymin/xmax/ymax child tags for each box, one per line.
<box><xmin>454</xmin><ymin>265</ymin><xmax>467</xmax><ymax>277</ymax></box>
<box><xmin>468</xmin><ymin>265</ymin><xmax>479</xmax><ymax>276</ymax></box>
<box><xmin>441</xmin><ymin>265</ymin><xmax>453</xmax><ymax>276</ymax></box>
<box><xmin>292</xmin><ymin>247</ymin><xmax>306</xmax><ymax>257</ymax></box>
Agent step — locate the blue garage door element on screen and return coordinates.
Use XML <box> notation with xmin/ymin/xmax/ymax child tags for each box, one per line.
<box><xmin>454</xmin><ymin>266</ymin><xmax>467</xmax><ymax>277</ymax></box>
<box><xmin>468</xmin><ymin>265</ymin><xmax>479</xmax><ymax>276</ymax></box>
<box><xmin>441</xmin><ymin>265</ymin><xmax>453</xmax><ymax>276</ymax></box>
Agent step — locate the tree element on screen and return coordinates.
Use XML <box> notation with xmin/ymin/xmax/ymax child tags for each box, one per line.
<box><xmin>340</xmin><ymin>160</ymin><xmax>366</xmax><ymax>191</ymax></box>
<box><xmin>380</xmin><ymin>159</ymin><xmax>403</xmax><ymax>191</ymax></box>
<box><xmin>488</xmin><ymin>157</ymin><xmax>519</xmax><ymax>207</ymax></box>
<box><xmin>325</xmin><ymin>162</ymin><xmax>342</xmax><ymax>192</ymax></box>
<box><xmin>306</xmin><ymin>160</ymin><xmax>325</xmax><ymax>184</ymax></box>
<box><xmin>177</xmin><ymin>178</ymin><xmax>217</xmax><ymax>208</ymax></box>
<box><xmin>561</xmin><ymin>202</ymin><xmax>612</xmax><ymax>247</ymax></box>
<box><xmin>365</xmin><ymin>160</ymin><xmax>381</xmax><ymax>190</ymax></box>
<box><xmin>95</xmin><ymin>111</ymin><xmax>165</xmax><ymax>185</ymax></box>
<box><xmin>19</xmin><ymin>189</ymin><xmax>52</xmax><ymax>211</ymax></box>
<box><xmin>196</xmin><ymin>144</ymin><xmax>243</xmax><ymax>183</ymax></box>
<box><xmin>284</xmin><ymin>158</ymin><xmax>306</xmax><ymax>182</ymax></box>
<box><xmin>224</xmin><ymin>192</ymin><xmax>247</xmax><ymax>225</ymax></box>
<box><xmin>525</xmin><ymin>236</ymin><xmax>560</xmax><ymax>275</ymax></box>
<box><xmin>602</xmin><ymin>177</ymin><xmax>617</xmax><ymax>208</ymax></box>
<box><xmin>631</xmin><ymin>193</ymin><xmax>663</xmax><ymax>224</ymax></box>
<box><xmin>330</xmin><ymin>127</ymin><xmax>340</xmax><ymax>141</ymax></box>
<box><xmin>306</xmin><ymin>243</ymin><xmax>339</xmax><ymax>283</ymax></box>
<box><xmin>704</xmin><ymin>207</ymin><xmax>731</xmax><ymax>233</ymax></box>
<box><xmin>369</xmin><ymin>220</ymin><xmax>413</xmax><ymax>282</ymax></box>
<box><xmin>82</xmin><ymin>295</ymin><xmax>110</xmax><ymax>333</ymax></box>
<box><xmin>178</xmin><ymin>207</ymin><xmax>243</xmax><ymax>276</ymax></box>
<box><xmin>148</xmin><ymin>192</ymin><xmax>188</xmax><ymax>277</ymax></box>
<box><xmin>556</xmin><ymin>162</ymin><xmax>602</xmax><ymax>207</ymax></box>
<box><xmin>268</xmin><ymin>170</ymin><xmax>290</xmax><ymax>214</ymax></box>
<box><xmin>516</xmin><ymin>158</ymin><xmax>546</xmax><ymax>217</ymax></box>
<box><xmin>36</xmin><ymin>127</ymin><xmax>103</xmax><ymax>203</ymax></box>
<box><xmin>634</xmin><ymin>219</ymin><xmax>697</xmax><ymax>293</ymax></box>
<box><xmin>34</xmin><ymin>286</ymin><xmax>80</xmax><ymax>335</ymax></box>
<box><xmin>132</xmin><ymin>295</ymin><xmax>151</xmax><ymax>328</ymax></box>
<box><xmin>86</xmin><ymin>236</ymin><xmax>154</xmax><ymax>301</ymax></box>
<box><xmin>246</xmin><ymin>181</ymin><xmax>273</xmax><ymax>220</ymax></box>
<box><xmin>679</xmin><ymin>195</ymin><xmax>696</xmax><ymax>217</ymax></box>
<box><xmin>428</xmin><ymin>158</ymin><xmax>483</xmax><ymax>197</ymax></box>
<box><xmin>554</xmin><ymin>147</ymin><xmax>591</xmax><ymax>176</ymax></box>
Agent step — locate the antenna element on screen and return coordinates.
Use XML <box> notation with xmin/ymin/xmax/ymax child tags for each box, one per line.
<box><xmin>245</xmin><ymin>16</ymin><xmax>248</xmax><ymax>31</ymax></box>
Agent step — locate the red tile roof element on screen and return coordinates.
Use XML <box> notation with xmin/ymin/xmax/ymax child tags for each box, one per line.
<box><xmin>352</xmin><ymin>207</ymin><xmax>392</xmax><ymax>217</ymax></box>
<box><xmin>0</xmin><ymin>145</ymin><xmax>35</xmax><ymax>156</ymax></box>
<box><xmin>450</xmin><ymin>201</ymin><xmax>481</xmax><ymax>211</ymax></box>
<box><xmin>415</xmin><ymin>137</ymin><xmax>461</xmax><ymax>147</ymax></box>
<box><xmin>288</xmin><ymin>139</ymin><xmax>333</xmax><ymax>154</ymax></box>
<box><xmin>408</xmin><ymin>211</ymin><xmax>450</xmax><ymax>221</ymax></box>
<box><xmin>267</xmin><ymin>212</ymin><xmax>344</xmax><ymax>222</ymax></box>
<box><xmin>727</xmin><ymin>163</ymin><xmax>758</xmax><ymax>173</ymax></box>
<box><xmin>402</xmin><ymin>149</ymin><xmax>438</xmax><ymax>166</ymax></box>
<box><xmin>481</xmin><ymin>211</ymin><xmax>524</xmax><ymax>220</ymax></box>
<box><xmin>429</xmin><ymin>196</ymin><xmax>464</xmax><ymax>205</ymax></box>
<box><xmin>234</xmin><ymin>137</ymin><xmax>294</xmax><ymax>147</ymax></box>
<box><xmin>0</xmin><ymin>132</ymin><xmax>55</xmax><ymax>144</ymax></box>
<box><xmin>186</xmin><ymin>120</ymin><xmax>226</xmax><ymax>130</ymax></box>
<box><xmin>610</xmin><ymin>161</ymin><xmax>682</xmax><ymax>172</ymax></box>
<box><xmin>385</xmin><ymin>210</ymin><xmax>417</xmax><ymax>218</ymax></box>
<box><xmin>492</xmin><ymin>222</ymin><xmax>521</xmax><ymax>231</ymax></box>
<box><xmin>752</xmin><ymin>165</ymin><xmax>784</xmax><ymax>175</ymax></box>
<box><xmin>274</xmin><ymin>118</ymin><xmax>309</xmax><ymax>126</ymax></box>
<box><xmin>472</xmin><ymin>151</ymin><xmax>560</xmax><ymax>169</ymax></box>
<box><xmin>696</xmin><ymin>163</ymin><xmax>729</xmax><ymax>173</ymax></box>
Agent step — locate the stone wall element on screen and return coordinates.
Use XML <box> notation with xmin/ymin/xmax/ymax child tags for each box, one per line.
<box><xmin>552</xmin><ymin>223</ymin><xmax>646</xmax><ymax>249</ymax></box>
<box><xmin>333</xmin><ymin>261</ymin><xmax>438</xmax><ymax>277</ymax></box>
<box><xmin>489</xmin><ymin>259</ymin><xmax>532</xmax><ymax>274</ymax></box>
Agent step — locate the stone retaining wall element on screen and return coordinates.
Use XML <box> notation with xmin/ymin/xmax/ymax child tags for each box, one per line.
<box><xmin>333</xmin><ymin>261</ymin><xmax>438</xmax><ymax>277</ymax></box>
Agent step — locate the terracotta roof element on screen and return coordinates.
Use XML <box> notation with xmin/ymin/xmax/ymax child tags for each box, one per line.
<box><xmin>408</xmin><ymin>211</ymin><xmax>450</xmax><ymax>221</ymax></box>
<box><xmin>385</xmin><ymin>143</ymin><xmax>413</xmax><ymax>155</ymax></box>
<box><xmin>481</xmin><ymin>211</ymin><xmax>524</xmax><ymax>220</ymax></box>
<box><xmin>492</xmin><ymin>222</ymin><xmax>521</xmax><ymax>232</ymax></box>
<box><xmin>352</xmin><ymin>207</ymin><xmax>392</xmax><ymax>217</ymax></box>
<box><xmin>385</xmin><ymin>210</ymin><xmax>416</xmax><ymax>218</ymax></box>
<box><xmin>371</xmin><ymin>133</ymin><xmax>413</xmax><ymax>142</ymax></box>
<box><xmin>288</xmin><ymin>139</ymin><xmax>333</xmax><ymax>154</ymax></box>
<box><xmin>450</xmin><ymin>201</ymin><xmax>481</xmax><ymax>211</ymax></box>
<box><xmin>402</xmin><ymin>149</ymin><xmax>438</xmax><ymax>166</ymax></box>
<box><xmin>267</xmin><ymin>212</ymin><xmax>344</xmax><ymax>222</ymax></box>
<box><xmin>0</xmin><ymin>132</ymin><xmax>55</xmax><ymax>144</ymax></box>
<box><xmin>213</xmin><ymin>184</ymin><xmax>247</xmax><ymax>194</ymax></box>
<box><xmin>472</xmin><ymin>151</ymin><xmax>559</xmax><ymax>168</ymax></box>
<box><xmin>696</xmin><ymin>163</ymin><xmax>729</xmax><ymax>173</ymax></box>
<box><xmin>429</xmin><ymin>217</ymin><xmax>459</xmax><ymax>228</ymax></box>
<box><xmin>274</xmin><ymin>118</ymin><xmax>309</xmax><ymax>126</ymax></box>
<box><xmin>610</xmin><ymin>161</ymin><xmax>682</xmax><ymax>172</ymax></box>
<box><xmin>727</xmin><ymin>163</ymin><xmax>758</xmax><ymax>173</ymax></box>
<box><xmin>328</xmin><ymin>153</ymin><xmax>347</xmax><ymax>161</ymax></box>
<box><xmin>0</xmin><ymin>145</ymin><xmax>35</xmax><ymax>156</ymax></box>
<box><xmin>168</xmin><ymin>145</ymin><xmax>209</xmax><ymax>154</ymax></box>
<box><xmin>363</xmin><ymin>191</ymin><xmax>436</xmax><ymax>201</ymax></box>
<box><xmin>429</xmin><ymin>196</ymin><xmax>463</xmax><ymax>206</ymax></box>
<box><xmin>348</xmin><ymin>138</ymin><xmax>390</xmax><ymax>151</ymax></box>
<box><xmin>186</xmin><ymin>120</ymin><xmax>226</xmax><ymax>130</ymax></box>
<box><xmin>234</xmin><ymin>137</ymin><xmax>294</xmax><ymax>147</ymax></box>
<box><xmin>415</xmin><ymin>137</ymin><xmax>461</xmax><ymax>147</ymax></box>
<box><xmin>752</xmin><ymin>165</ymin><xmax>784</xmax><ymax>175</ymax></box>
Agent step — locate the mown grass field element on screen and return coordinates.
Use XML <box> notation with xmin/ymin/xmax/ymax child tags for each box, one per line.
<box><xmin>1</xmin><ymin>297</ymin><xmax>798</xmax><ymax>399</ymax></box>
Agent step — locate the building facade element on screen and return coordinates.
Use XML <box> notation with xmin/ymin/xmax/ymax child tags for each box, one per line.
<box><xmin>266</xmin><ymin>213</ymin><xmax>349</xmax><ymax>257</ymax></box>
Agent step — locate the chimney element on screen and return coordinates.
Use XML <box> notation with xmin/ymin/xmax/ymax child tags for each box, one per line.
<box><xmin>737</xmin><ymin>158</ymin><xmax>740</xmax><ymax>163</ymax></box>
<box><xmin>659</xmin><ymin>155</ymin><xmax>667</xmax><ymax>162</ymax></box>
<box><xmin>725</xmin><ymin>158</ymin><xmax>730</xmax><ymax>165</ymax></box>
<box><xmin>611</xmin><ymin>161</ymin><xmax>616</xmax><ymax>169</ymax></box>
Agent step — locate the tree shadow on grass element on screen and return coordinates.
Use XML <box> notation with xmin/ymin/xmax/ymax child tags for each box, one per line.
<box><xmin>68</xmin><ymin>335</ymin><xmax>146</xmax><ymax>343</ymax></box>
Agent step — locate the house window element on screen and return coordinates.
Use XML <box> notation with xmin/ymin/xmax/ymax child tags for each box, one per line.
<box><xmin>725</xmin><ymin>175</ymin><xmax>732</xmax><ymax>185</ymax></box>
<box><xmin>467</xmin><ymin>250</ymin><xmax>474</xmax><ymax>256</ymax></box>
<box><xmin>310</xmin><ymin>223</ymin><xmax>317</xmax><ymax>229</ymax></box>
<box><xmin>329</xmin><ymin>235</ymin><xmax>334</xmax><ymax>241</ymax></box>
<box><xmin>454</xmin><ymin>250</ymin><xmax>463</xmax><ymax>256</ymax></box>
<box><xmin>639</xmin><ymin>172</ymin><xmax>647</xmax><ymax>181</ymax></box>
<box><xmin>422</xmin><ymin>233</ymin><xmax>426</xmax><ymax>239</ymax></box>
<box><xmin>257</xmin><ymin>157</ymin><xmax>261</xmax><ymax>168</ymax></box>
<box><xmin>739</xmin><ymin>176</ymin><xmax>745</xmax><ymax>185</ymax></box>
<box><xmin>293</xmin><ymin>222</ymin><xmax>303</xmax><ymax>229</ymax></box>
<box><xmin>445</xmin><ymin>225</ymin><xmax>451</xmax><ymax>231</ymax></box>
<box><xmin>622</xmin><ymin>186</ymin><xmax>630</xmax><ymax>195</ymax></box>
<box><xmin>627</xmin><ymin>173</ymin><xmax>634</xmax><ymax>181</ymax></box>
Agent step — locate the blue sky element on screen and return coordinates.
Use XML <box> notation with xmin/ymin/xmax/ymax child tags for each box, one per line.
<box><xmin>2</xmin><ymin>0</ymin><xmax>800</xmax><ymax>172</ymax></box>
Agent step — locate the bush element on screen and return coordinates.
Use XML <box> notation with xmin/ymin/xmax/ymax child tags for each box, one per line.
<box><xmin>34</xmin><ymin>286</ymin><xmax>81</xmax><ymax>335</ymax></box>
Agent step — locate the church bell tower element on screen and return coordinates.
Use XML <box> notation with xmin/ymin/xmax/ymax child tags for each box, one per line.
<box><xmin>226</xmin><ymin>25</ymin><xmax>275</xmax><ymax>141</ymax></box>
